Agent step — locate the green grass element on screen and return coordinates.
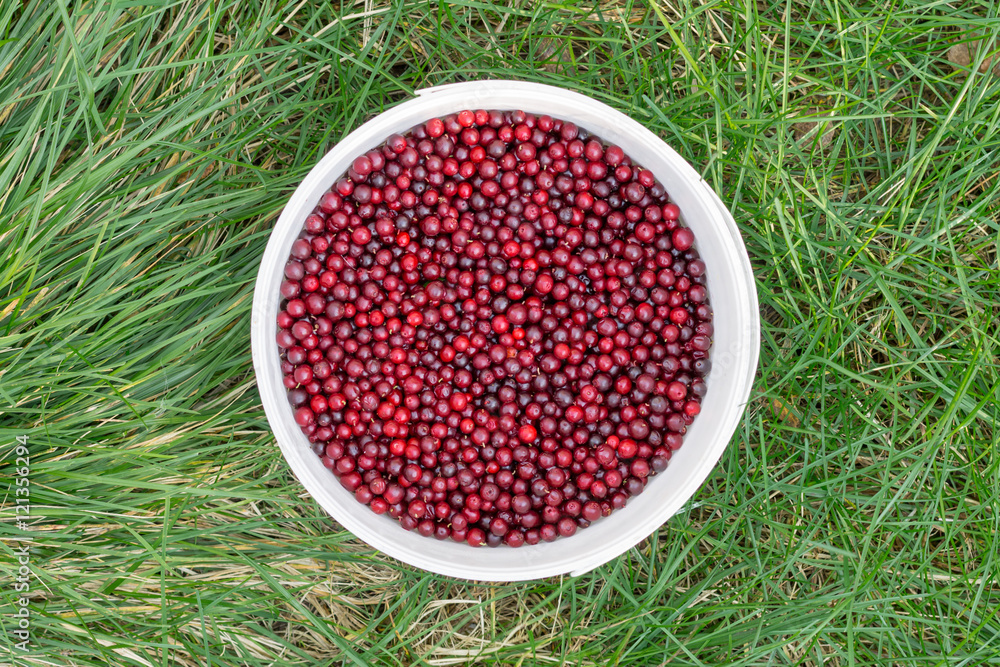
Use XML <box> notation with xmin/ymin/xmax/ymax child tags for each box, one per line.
<box><xmin>2</xmin><ymin>0</ymin><xmax>999</xmax><ymax>665</ymax></box>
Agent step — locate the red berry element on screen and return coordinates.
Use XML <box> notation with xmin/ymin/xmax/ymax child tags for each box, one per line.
<box><xmin>672</xmin><ymin>227</ymin><xmax>695</xmax><ymax>251</ymax></box>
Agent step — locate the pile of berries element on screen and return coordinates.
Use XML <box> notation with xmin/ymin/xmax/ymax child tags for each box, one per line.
<box><xmin>276</xmin><ymin>109</ymin><xmax>712</xmax><ymax>547</ymax></box>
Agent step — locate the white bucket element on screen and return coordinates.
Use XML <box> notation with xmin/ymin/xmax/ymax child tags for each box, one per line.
<box><xmin>251</xmin><ymin>81</ymin><xmax>759</xmax><ymax>581</ymax></box>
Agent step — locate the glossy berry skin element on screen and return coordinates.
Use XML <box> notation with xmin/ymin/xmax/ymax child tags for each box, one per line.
<box><xmin>277</xmin><ymin>109</ymin><xmax>712</xmax><ymax>547</ymax></box>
